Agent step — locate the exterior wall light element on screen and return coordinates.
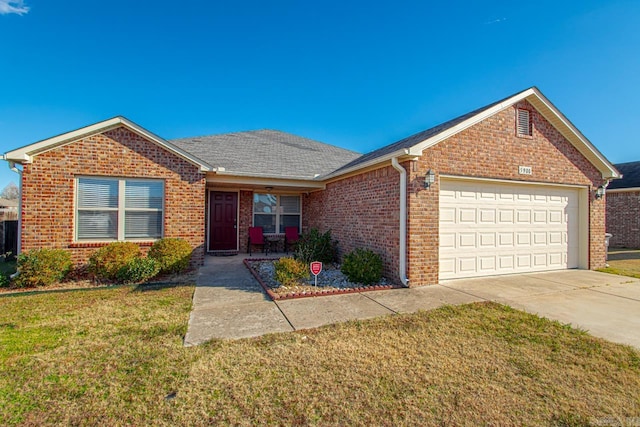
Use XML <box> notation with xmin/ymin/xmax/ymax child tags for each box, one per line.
<box><xmin>424</xmin><ymin>169</ymin><xmax>435</xmax><ymax>189</ymax></box>
<box><xmin>595</xmin><ymin>185</ymin><xmax>606</xmax><ymax>199</ymax></box>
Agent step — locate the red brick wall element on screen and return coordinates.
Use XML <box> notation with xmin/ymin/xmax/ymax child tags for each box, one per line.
<box><xmin>606</xmin><ymin>191</ymin><xmax>640</xmax><ymax>248</ymax></box>
<box><xmin>20</xmin><ymin>126</ymin><xmax>206</xmax><ymax>267</ymax></box>
<box><xmin>304</xmin><ymin>166</ymin><xmax>401</xmax><ymax>281</ymax></box>
<box><xmin>306</xmin><ymin>101</ymin><xmax>607</xmax><ymax>286</ymax></box>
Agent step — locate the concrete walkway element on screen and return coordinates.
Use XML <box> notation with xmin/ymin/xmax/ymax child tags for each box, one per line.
<box><xmin>184</xmin><ymin>255</ymin><xmax>640</xmax><ymax>349</ymax></box>
<box><xmin>183</xmin><ymin>254</ymin><xmax>479</xmax><ymax>346</ymax></box>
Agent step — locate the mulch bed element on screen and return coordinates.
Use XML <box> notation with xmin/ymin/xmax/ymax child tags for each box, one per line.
<box><xmin>244</xmin><ymin>258</ymin><xmax>400</xmax><ymax>300</ymax></box>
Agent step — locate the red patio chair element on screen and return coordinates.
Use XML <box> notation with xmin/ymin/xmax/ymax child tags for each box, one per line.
<box><xmin>248</xmin><ymin>226</ymin><xmax>267</xmax><ymax>256</ymax></box>
<box><xmin>284</xmin><ymin>226</ymin><xmax>300</xmax><ymax>254</ymax></box>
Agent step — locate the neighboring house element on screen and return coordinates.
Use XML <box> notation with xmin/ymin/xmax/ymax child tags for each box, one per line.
<box><xmin>2</xmin><ymin>87</ymin><xmax>620</xmax><ymax>286</ymax></box>
<box><xmin>606</xmin><ymin>161</ymin><xmax>640</xmax><ymax>248</ymax></box>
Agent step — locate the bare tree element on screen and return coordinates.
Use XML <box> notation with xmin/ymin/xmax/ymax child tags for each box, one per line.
<box><xmin>1</xmin><ymin>182</ymin><xmax>19</xmax><ymax>200</ymax></box>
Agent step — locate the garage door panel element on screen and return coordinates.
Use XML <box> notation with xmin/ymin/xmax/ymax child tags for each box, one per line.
<box><xmin>440</xmin><ymin>233</ymin><xmax>456</xmax><ymax>249</ymax></box>
<box><xmin>498</xmin><ymin>232</ymin><xmax>514</xmax><ymax>246</ymax></box>
<box><xmin>439</xmin><ymin>179</ymin><xmax>579</xmax><ymax>280</ymax></box>
<box><xmin>498</xmin><ymin>255</ymin><xmax>514</xmax><ymax>269</ymax></box>
<box><xmin>479</xmin><ymin>256</ymin><xmax>496</xmax><ymax>271</ymax></box>
<box><xmin>549</xmin><ymin>231</ymin><xmax>562</xmax><ymax>245</ymax></box>
<box><xmin>459</xmin><ymin>208</ymin><xmax>476</xmax><ymax>223</ymax></box>
<box><xmin>459</xmin><ymin>257</ymin><xmax>477</xmax><ymax>273</ymax></box>
<box><xmin>479</xmin><ymin>232</ymin><xmax>496</xmax><ymax>247</ymax></box>
<box><xmin>498</xmin><ymin>209</ymin><xmax>514</xmax><ymax>224</ymax></box>
<box><xmin>516</xmin><ymin>210</ymin><xmax>531</xmax><ymax>223</ymax></box>
<box><xmin>459</xmin><ymin>233</ymin><xmax>476</xmax><ymax>247</ymax></box>
<box><xmin>533</xmin><ymin>210</ymin><xmax>547</xmax><ymax>223</ymax></box>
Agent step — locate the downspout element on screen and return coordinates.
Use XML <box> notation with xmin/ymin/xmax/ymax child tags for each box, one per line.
<box><xmin>8</xmin><ymin>161</ymin><xmax>22</xmax><ymax>257</ymax></box>
<box><xmin>391</xmin><ymin>157</ymin><xmax>409</xmax><ymax>287</ymax></box>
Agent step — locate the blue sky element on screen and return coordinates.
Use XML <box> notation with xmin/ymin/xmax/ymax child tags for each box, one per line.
<box><xmin>1</xmin><ymin>0</ymin><xmax>639</xmax><ymax>190</ymax></box>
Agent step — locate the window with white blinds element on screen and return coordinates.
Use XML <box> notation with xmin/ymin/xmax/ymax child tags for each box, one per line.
<box><xmin>517</xmin><ymin>109</ymin><xmax>531</xmax><ymax>136</ymax></box>
<box><xmin>253</xmin><ymin>193</ymin><xmax>301</xmax><ymax>233</ymax></box>
<box><xmin>76</xmin><ymin>177</ymin><xmax>164</xmax><ymax>241</ymax></box>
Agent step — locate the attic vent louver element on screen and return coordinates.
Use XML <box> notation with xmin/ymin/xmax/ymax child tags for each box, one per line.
<box><xmin>517</xmin><ymin>109</ymin><xmax>531</xmax><ymax>136</ymax></box>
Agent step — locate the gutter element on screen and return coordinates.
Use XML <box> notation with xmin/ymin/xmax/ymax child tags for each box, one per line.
<box><xmin>391</xmin><ymin>157</ymin><xmax>409</xmax><ymax>287</ymax></box>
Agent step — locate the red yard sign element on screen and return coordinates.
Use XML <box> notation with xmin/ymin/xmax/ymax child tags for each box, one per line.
<box><xmin>310</xmin><ymin>261</ymin><xmax>322</xmax><ymax>276</ymax></box>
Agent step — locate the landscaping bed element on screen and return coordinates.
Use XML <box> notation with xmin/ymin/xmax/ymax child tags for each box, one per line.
<box><xmin>245</xmin><ymin>258</ymin><xmax>399</xmax><ymax>300</ymax></box>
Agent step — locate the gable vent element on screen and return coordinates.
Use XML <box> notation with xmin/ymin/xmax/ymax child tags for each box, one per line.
<box><xmin>517</xmin><ymin>109</ymin><xmax>531</xmax><ymax>136</ymax></box>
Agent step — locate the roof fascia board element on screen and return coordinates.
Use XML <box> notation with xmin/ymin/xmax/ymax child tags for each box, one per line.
<box><xmin>4</xmin><ymin>117</ymin><xmax>212</xmax><ymax>172</ymax></box>
<box><xmin>526</xmin><ymin>90</ymin><xmax>619</xmax><ymax>180</ymax></box>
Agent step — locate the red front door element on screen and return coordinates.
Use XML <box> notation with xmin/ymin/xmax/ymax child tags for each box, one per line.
<box><xmin>209</xmin><ymin>191</ymin><xmax>238</xmax><ymax>251</ymax></box>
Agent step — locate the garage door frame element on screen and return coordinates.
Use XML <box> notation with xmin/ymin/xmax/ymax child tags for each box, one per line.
<box><xmin>438</xmin><ymin>175</ymin><xmax>589</xmax><ymax>280</ymax></box>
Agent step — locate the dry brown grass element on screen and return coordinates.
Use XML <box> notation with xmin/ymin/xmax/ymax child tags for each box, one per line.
<box><xmin>1</xmin><ymin>283</ymin><xmax>639</xmax><ymax>426</ymax></box>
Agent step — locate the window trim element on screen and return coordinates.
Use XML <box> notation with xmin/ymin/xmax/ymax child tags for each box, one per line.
<box><xmin>252</xmin><ymin>193</ymin><xmax>302</xmax><ymax>234</ymax></box>
<box><xmin>75</xmin><ymin>176</ymin><xmax>165</xmax><ymax>242</ymax></box>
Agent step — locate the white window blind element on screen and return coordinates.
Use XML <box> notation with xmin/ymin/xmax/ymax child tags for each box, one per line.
<box><xmin>77</xmin><ymin>178</ymin><xmax>119</xmax><ymax>239</ymax></box>
<box><xmin>124</xmin><ymin>181</ymin><xmax>164</xmax><ymax>239</ymax></box>
<box><xmin>77</xmin><ymin>177</ymin><xmax>164</xmax><ymax>241</ymax></box>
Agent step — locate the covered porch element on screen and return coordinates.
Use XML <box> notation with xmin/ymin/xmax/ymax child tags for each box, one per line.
<box><xmin>205</xmin><ymin>174</ymin><xmax>325</xmax><ymax>255</ymax></box>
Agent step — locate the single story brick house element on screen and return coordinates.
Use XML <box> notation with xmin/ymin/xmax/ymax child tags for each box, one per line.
<box><xmin>2</xmin><ymin>87</ymin><xmax>620</xmax><ymax>286</ymax></box>
<box><xmin>606</xmin><ymin>161</ymin><xmax>640</xmax><ymax>248</ymax></box>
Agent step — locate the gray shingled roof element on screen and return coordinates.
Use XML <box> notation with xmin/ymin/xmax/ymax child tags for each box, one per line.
<box><xmin>170</xmin><ymin>88</ymin><xmax>537</xmax><ymax>180</ymax></box>
<box><xmin>171</xmin><ymin>130</ymin><xmax>361</xmax><ymax>180</ymax></box>
<box><xmin>609</xmin><ymin>161</ymin><xmax>640</xmax><ymax>189</ymax></box>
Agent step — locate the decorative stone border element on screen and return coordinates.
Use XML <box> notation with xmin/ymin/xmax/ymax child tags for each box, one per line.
<box><xmin>244</xmin><ymin>258</ymin><xmax>400</xmax><ymax>301</ymax></box>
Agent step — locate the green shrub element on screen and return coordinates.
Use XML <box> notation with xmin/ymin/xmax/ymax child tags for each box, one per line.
<box><xmin>0</xmin><ymin>273</ymin><xmax>10</xmax><ymax>288</ymax></box>
<box><xmin>13</xmin><ymin>248</ymin><xmax>72</xmax><ymax>288</ymax></box>
<box><xmin>116</xmin><ymin>257</ymin><xmax>160</xmax><ymax>284</ymax></box>
<box><xmin>148</xmin><ymin>238</ymin><xmax>192</xmax><ymax>274</ymax></box>
<box><xmin>274</xmin><ymin>257</ymin><xmax>310</xmax><ymax>287</ymax></box>
<box><xmin>341</xmin><ymin>248</ymin><xmax>383</xmax><ymax>285</ymax></box>
<box><xmin>294</xmin><ymin>228</ymin><xmax>338</xmax><ymax>264</ymax></box>
<box><xmin>88</xmin><ymin>242</ymin><xmax>141</xmax><ymax>281</ymax></box>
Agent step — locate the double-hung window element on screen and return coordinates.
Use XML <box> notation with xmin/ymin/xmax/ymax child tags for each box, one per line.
<box><xmin>253</xmin><ymin>193</ymin><xmax>301</xmax><ymax>234</ymax></box>
<box><xmin>76</xmin><ymin>177</ymin><xmax>164</xmax><ymax>241</ymax></box>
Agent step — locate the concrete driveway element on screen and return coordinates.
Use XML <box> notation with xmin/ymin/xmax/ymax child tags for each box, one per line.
<box><xmin>442</xmin><ymin>270</ymin><xmax>640</xmax><ymax>349</ymax></box>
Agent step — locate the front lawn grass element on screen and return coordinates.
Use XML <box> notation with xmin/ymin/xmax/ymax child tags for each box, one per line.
<box><xmin>599</xmin><ymin>247</ymin><xmax>640</xmax><ymax>279</ymax></box>
<box><xmin>1</xmin><ymin>284</ymin><xmax>639</xmax><ymax>425</ymax></box>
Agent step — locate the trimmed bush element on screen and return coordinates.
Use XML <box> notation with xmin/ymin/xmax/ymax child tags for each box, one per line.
<box><xmin>341</xmin><ymin>248</ymin><xmax>383</xmax><ymax>285</ymax></box>
<box><xmin>13</xmin><ymin>248</ymin><xmax>72</xmax><ymax>288</ymax></box>
<box><xmin>116</xmin><ymin>257</ymin><xmax>160</xmax><ymax>284</ymax></box>
<box><xmin>0</xmin><ymin>272</ymin><xmax>10</xmax><ymax>288</ymax></box>
<box><xmin>148</xmin><ymin>238</ymin><xmax>192</xmax><ymax>274</ymax></box>
<box><xmin>294</xmin><ymin>228</ymin><xmax>338</xmax><ymax>264</ymax></box>
<box><xmin>88</xmin><ymin>242</ymin><xmax>141</xmax><ymax>281</ymax></box>
<box><xmin>274</xmin><ymin>257</ymin><xmax>310</xmax><ymax>287</ymax></box>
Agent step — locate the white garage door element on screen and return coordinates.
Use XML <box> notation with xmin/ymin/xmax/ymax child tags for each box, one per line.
<box><xmin>439</xmin><ymin>179</ymin><xmax>579</xmax><ymax>280</ymax></box>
